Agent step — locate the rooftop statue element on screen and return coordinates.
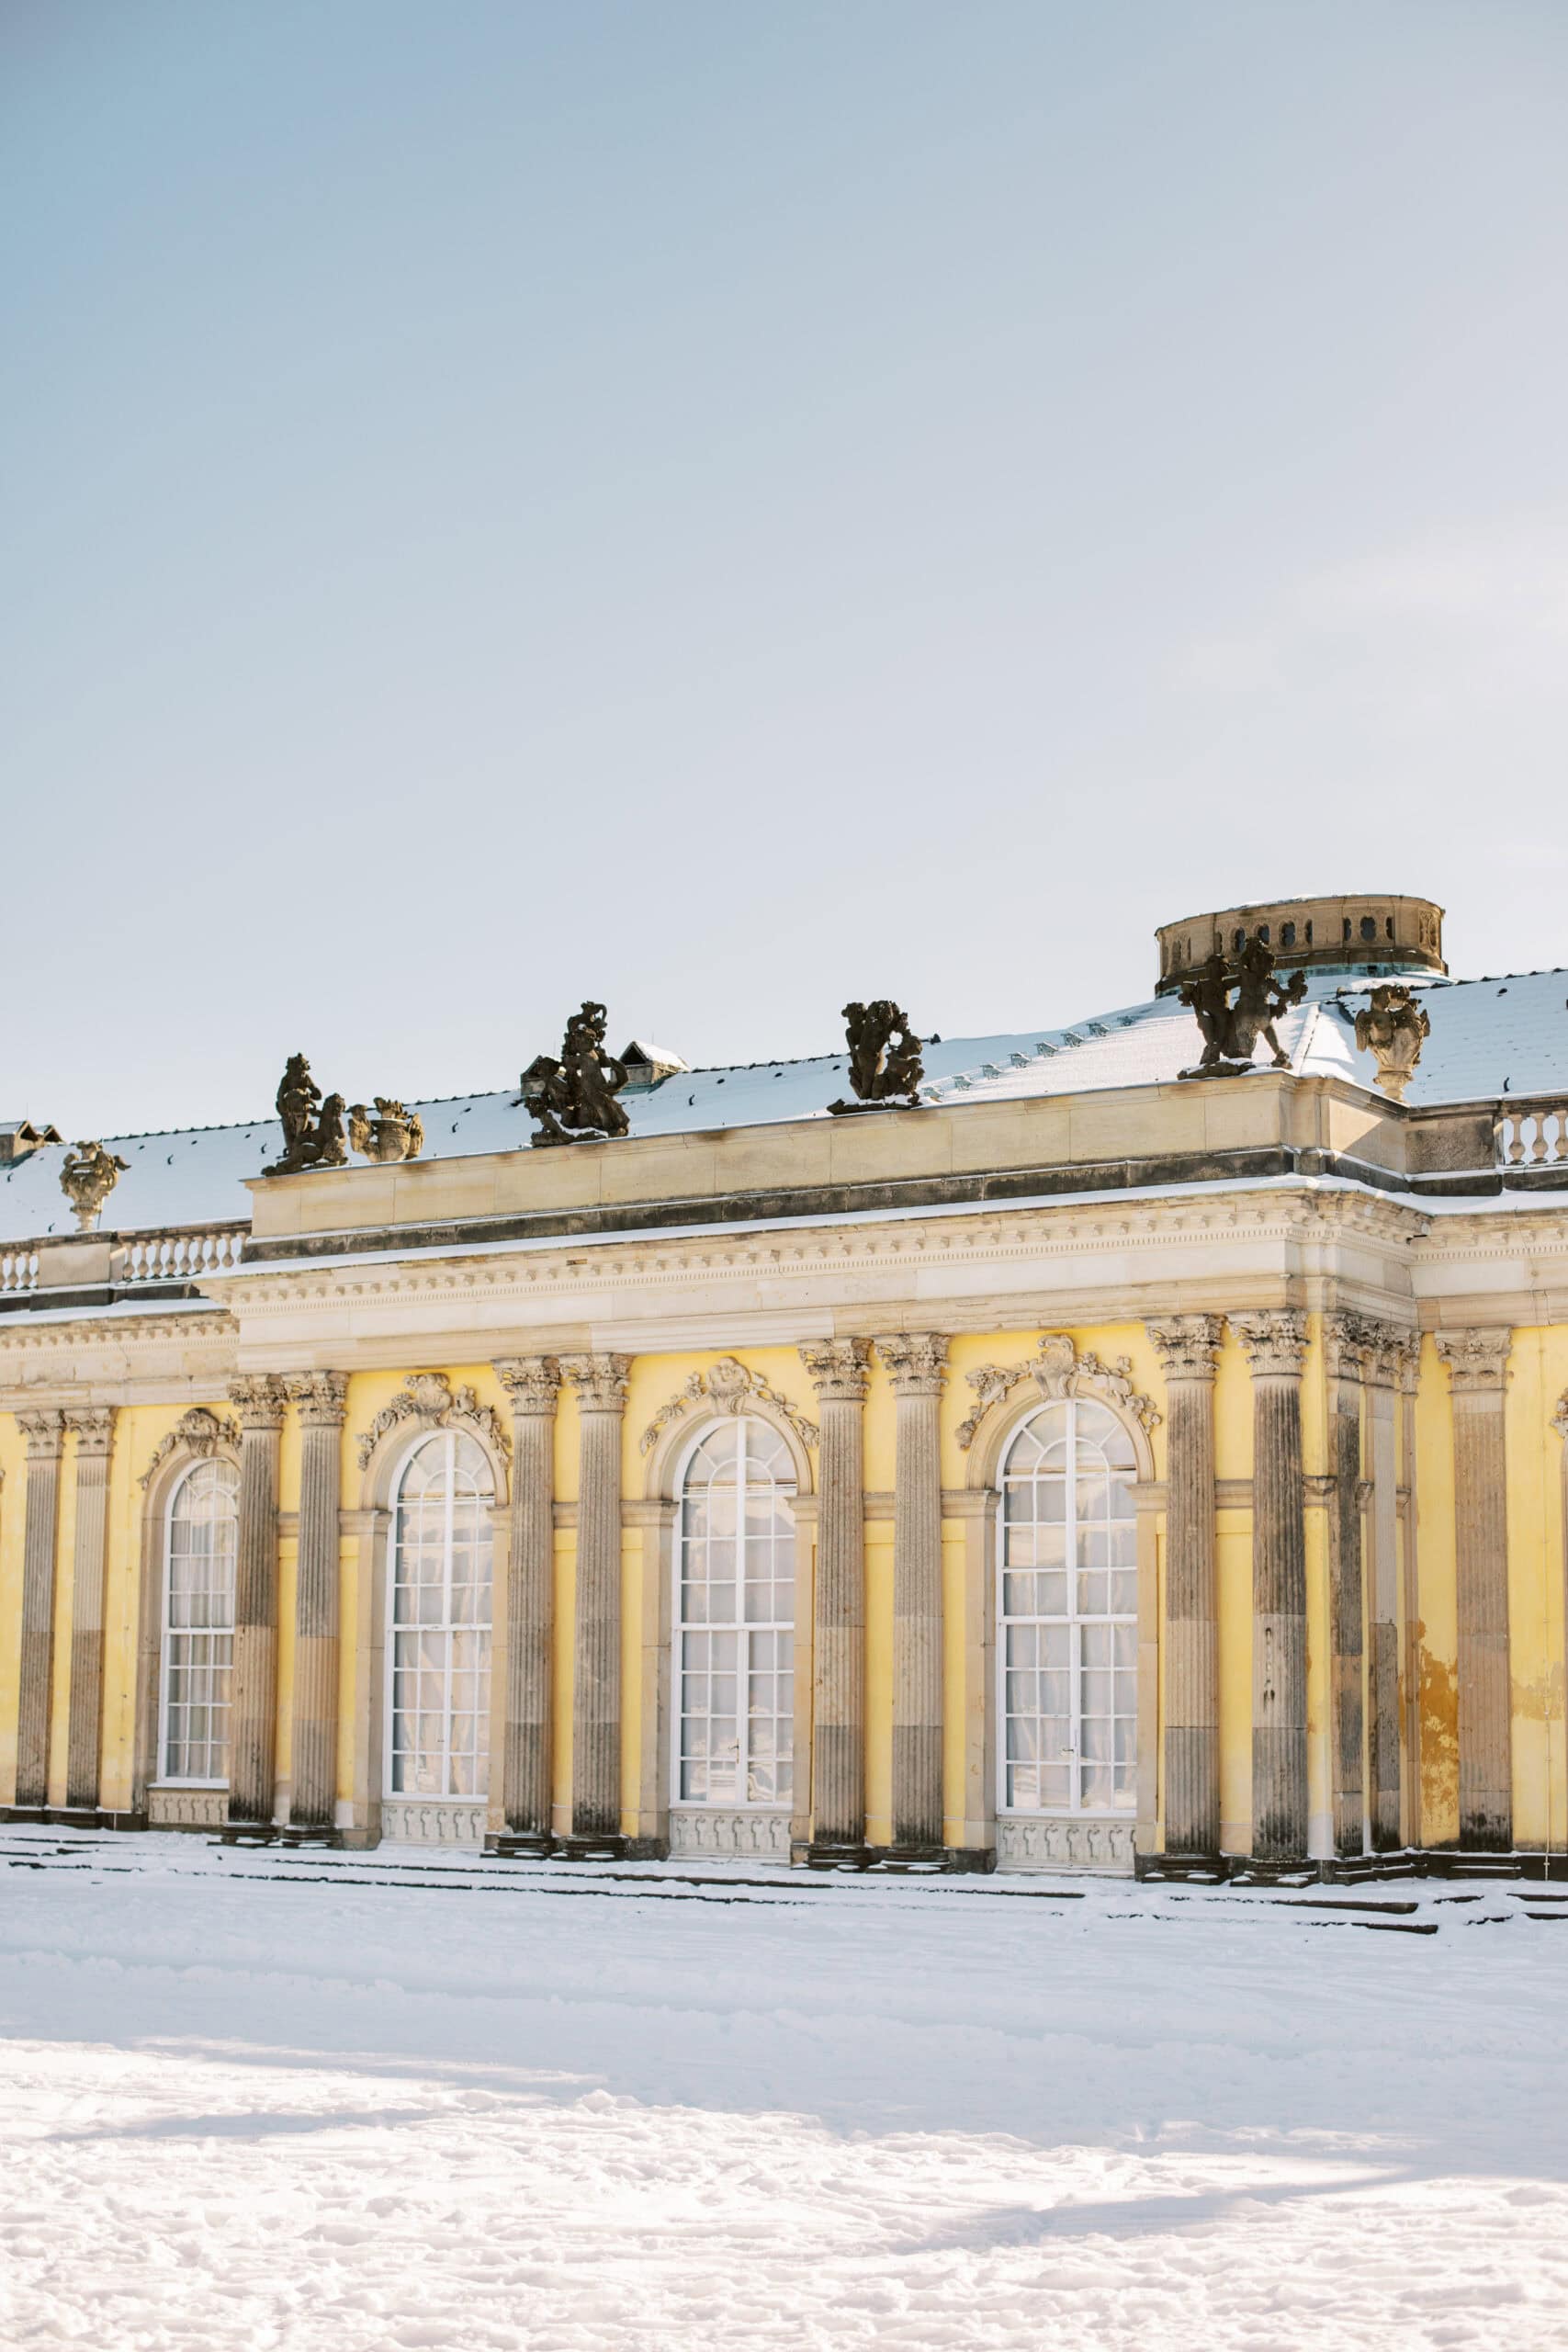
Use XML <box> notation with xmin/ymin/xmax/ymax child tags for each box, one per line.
<box><xmin>348</xmin><ymin>1098</ymin><xmax>425</xmax><ymax>1164</ymax></box>
<box><xmin>523</xmin><ymin>1001</ymin><xmax>631</xmax><ymax>1147</ymax></box>
<box><xmin>59</xmin><ymin>1139</ymin><xmax>130</xmax><ymax>1231</ymax></box>
<box><xmin>829</xmin><ymin>1000</ymin><xmax>926</xmax><ymax>1114</ymax></box>
<box><xmin>1179</xmin><ymin>937</ymin><xmax>1308</xmax><ymax>1079</ymax></box>
<box><xmin>1353</xmin><ymin>983</ymin><xmax>1430</xmax><ymax>1102</ymax></box>
<box><xmin>265</xmin><ymin>1056</ymin><xmax>349</xmax><ymax>1174</ymax></box>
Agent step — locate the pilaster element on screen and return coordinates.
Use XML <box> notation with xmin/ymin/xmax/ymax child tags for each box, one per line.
<box><xmin>1322</xmin><ymin>1314</ymin><xmax>1367</xmax><ymax>1860</ymax></box>
<box><xmin>1145</xmin><ymin>1316</ymin><xmax>1223</xmax><ymax>1862</ymax></box>
<box><xmin>14</xmin><ymin>1410</ymin><xmax>64</xmax><ymax>1812</ymax></box>
<box><xmin>875</xmin><ymin>1334</ymin><xmax>947</xmax><ymax>1854</ymax></box>
<box><xmin>284</xmin><ymin>1374</ymin><xmax>347</xmax><ymax>1836</ymax></box>
<box><xmin>62</xmin><ymin>1408</ymin><xmax>115</xmax><ymax>1813</ymax></box>
<box><xmin>226</xmin><ymin>1374</ymin><xmax>286</xmax><ymax>1830</ymax></box>
<box><xmin>1360</xmin><ymin>1326</ymin><xmax>1415</xmax><ymax>1851</ymax></box>
<box><xmin>1233</xmin><ymin>1311</ymin><xmax>1309</xmax><ymax>1870</ymax></box>
<box><xmin>560</xmin><ymin>1353</ymin><xmax>629</xmax><ymax>1850</ymax></box>
<box><xmin>491</xmin><ymin>1356</ymin><xmax>560</xmax><ymax>1854</ymax></box>
<box><xmin>1435</xmin><ymin>1329</ymin><xmax>1512</xmax><ymax>1850</ymax></box>
<box><xmin>799</xmin><ymin>1339</ymin><xmax>872</xmax><ymax>1860</ymax></box>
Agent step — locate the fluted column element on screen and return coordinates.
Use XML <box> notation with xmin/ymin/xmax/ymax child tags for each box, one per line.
<box><xmin>1323</xmin><ymin>1315</ymin><xmax>1367</xmax><ymax>1860</ymax></box>
<box><xmin>227</xmin><ymin>1374</ymin><xmax>286</xmax><ymax>1829</ymax></box>
<box><xmin>493</xmin><ymin>1356</ymin><xmax>560</xmax><ymax>1851</ymax></box>
<box><xmin>1146</xmin><ymin>1316</ymin><xmax>1223</xmax><ymax>1860</ymax></box>
<box><xmin>877</xmin><ymin>1334</ymin><xmax>948</xmax><ymax>1853</ymax></box>
<box><xmin>1397</xmin><ymin>1343</ymin><xmax>1423</xmax><ymax>1849</ymax></box>
<box><xmin>285</xmin><ymin>1374</ymin><xmax>347</xmax><ymax>1835</ymax></box>
<box><xmin>1436</xmin><ymin>1329</ymin><xmax>1512</xmax><ymax>1850</ymax></box>
<box><xmin>14</xmin><ymin>1410</ymin><xmax>64</xmax><ymax>1811</ymax></box>
<box><xmin>799</xmin><ymin>1339</ymin><xmax>872</xmax><ymax>1857</ymax></box>
<box><xmin>1361</xmin><ymin>1328</ymin><xmax>1411</xmax><ymax>1851</ymax></box>
<box><xmin>63</xmin><ymin>1408</ymin><xmax>115</xmax><ymax>1813</ymax></box>
<box><xmin>1234</xmin><ymin>1312</ymin><xmax>1309</xmax><ymax>1867</ymax></box>
<box><xmin>561</xmin><ymin>1354</ymin><xmax>629</xmax><ymax>1848</ymax></box>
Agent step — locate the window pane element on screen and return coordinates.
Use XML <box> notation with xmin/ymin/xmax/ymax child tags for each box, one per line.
<box><xmin>676</xmin><ymin>1415</ymin><xmax>795</xmax><ymax>1810</ymax></box>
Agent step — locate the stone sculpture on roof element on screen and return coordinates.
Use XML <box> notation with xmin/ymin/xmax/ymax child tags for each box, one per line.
<box><xmin>1179</xmin><ymin>937</ymin><xmax>1307</xmax><ymax>1078</ymax></box>
<box><xmin>829</xmin><ymin>1001</ymin><xmax>926</xmax><ymax>1114</ymax></box>
<box><xmin>523</xmin><ymin>1001</ymin><xmax>631</xmax><ymax>1146</ymax></box>
<box><xmin>58</xmin><ymin>1140</ymin><xmax>130</xmax><ymax>1231</ymax></box>
<box><xmin>1353</xmin><ymin>984</ymin><xmax>1430</xmax><ymax>1102</ymax></box>
<box><xmin>265</xmin><ymin>1056</ymin><xmax>349</xmax><ymax>1174</ymax></box>
<box><xmin>348</xmin><ymin>1099</ymin><xmax>425</xmax><ymax>1164</ymax></box>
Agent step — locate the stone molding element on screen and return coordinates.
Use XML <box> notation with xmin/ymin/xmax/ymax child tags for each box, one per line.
<box><xmin>639</xmin><ymin>1355</ymin><xmax>818</xmax><ymax>1454</ymax></box>
<box><xmin>1435</xmin><ymin>1329</ymin><xmax>1512</xmax><ymax>1393</ymax></box>
<box><xmin>380</xmin><ymin>1797</ymin><xmax>487</xmax><ymax>1847</ymax></box>
<box><xmin>283</xmin><ymin>1371</ymin><xmax>348</xmax><ymax>1427</ymax></box>
<box><xmin>17</xmin><ymin>1408</ymin><xmax>64</xmax><ymax>1459</ymax></box>
<box><xmin>667</xmin><ymin>1806</ymin><xmax>792</xmax><ymax>1860</ymax></box>
<box><xmin>62</xmin><ymin>1405</ymin><xmax>116</xmax><ymax>1455</ymax></box>
<box><xmin>354</xmin><ymin>1372</ymin><xmax>511</xmax><ymax>1470</ymax></box>
<box><xmin>956</xmin><ymin>1332</ymin><xmax>1160</xmax><ymax>1450</ymax></box>
<box><xmin>559</xmin><ymin>1352</ymin><xmax>631</xmax><ymax>1413</ymax></box>
<box><xmin>1232</xmin><ymin>1310</ymin><xmax>1308</xmax><ymax>1378</ymax></box>
<box><xmin>997</xmin><ymin>1816</ymin><xmax>1134</xmax><ymax>1872</ymax></box>
<box><xmin>139</xmin><ymin>1406</ymin><xmax>241</xmax><ymax>1488</ymax></box>
<box><xmin>798</xmin><ymin>1338</ymin><xmax>873</xmax><ymax>1402</ymax></box>
<box><xmin>493</xmin><ymin>1355</ymin><xmax>562</xmax><ymax>1416</ymax></box>
<box><xmin>148</xmin><ymin>1785</ymin><xmax>226</xmax><ymax>1828</ymax></box>
<box><xmin>229</xmin><ymin>1374</ymin><xmax>288</xmax><ymax>1431</ymax></box>
<box><xmin>874</xmin><ymin>1332</ymin><xmax>949</xmax><ymax>1396</ymax></box>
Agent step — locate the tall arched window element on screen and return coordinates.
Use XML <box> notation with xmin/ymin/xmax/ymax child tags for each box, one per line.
<box><xmin>161</xmin><ymin>1458</ymin><xmax>239</xmax><ymax>1783</ymax></box>
<box><xmin>998</xmin><ymin>1398</ymin><xmax>1136</xmax><ymax>1818</ymax></box>
<box><xmin>387</xmin><ymin>1430</ymin><xmax>494</xmax><ymax>1800</ymax></box>
<box><xmin>676</xmin><ymin>1417</ymin><xmax>795</xmax><ymax>1808</ymax></box>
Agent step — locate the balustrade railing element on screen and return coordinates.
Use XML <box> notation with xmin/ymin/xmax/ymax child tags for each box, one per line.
<box><xmin>1495</xmin><ymin>1105</ymin><xmax>1568</xmax><ymax>1169</ymax></box>
<box><xmin>114</xmin><ymin>1227</ymin><xmax>246</xmax><ymax>1283</ymax></box>
<box><xmin>0</xmin><ymin>1246</ymin><xmax>38</xmax><ymax>1295</ymax></box>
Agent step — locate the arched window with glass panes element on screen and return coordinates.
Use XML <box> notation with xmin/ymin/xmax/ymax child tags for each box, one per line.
<box><xmin>997</xmin><ymin>1397</ymin><xmax>1137</xmax><ymax>1820</ymax></box>
<box><xmin>385</xmin><ymin>1430</ymin><xmax>494</xmax><ymax>1802</ymax></box>
<box><xmin>674</xmin><ymin>1417</ymin><xmax>796</xmax><ymax>1810</ymax></box>
<box><xmin>160</xmin><ymin>1458</ymin><xmax>240</xmax><ymax>1784</ymax></box>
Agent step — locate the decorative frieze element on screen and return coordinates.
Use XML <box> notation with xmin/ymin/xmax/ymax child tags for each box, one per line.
<box><xmin>148</xmin><ymin>1786</ymin><xmax>227</xmax><ymax>1829</ymax></box>
<box><xmin>381</xmin><ymin>1797</ymin><xmax>486</xmax><ymax>1847</ymax></box>
<box><xmin>668</xmin><ymin>1807</ymin><xmax>791</xmax><ymax>1860</ymax></box>
<box><xmin>355</xmin><ymin>1372</ymin><xmax>509</xmax><ymax>1472</ymax></box>
<box><xmin>997</xmin><ymin>1816</ymin><xmax>1134</xmax><ymax>1872</ymax></box>
<box><xmin>956</xmin><ymin>1333</ymin><xmax>1160</xmax><ymax>1451</ymax></box>
<box><xmin>640</xmin><ymin>1356</ymin><xmax>818</xmax><ymax>1455</ymax></box>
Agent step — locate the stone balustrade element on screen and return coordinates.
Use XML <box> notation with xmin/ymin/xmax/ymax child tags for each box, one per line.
<box><xmin>1495</xmin><ymin>1104</ymin><xmax>1568</xmax><ymax>1168</ymax></box>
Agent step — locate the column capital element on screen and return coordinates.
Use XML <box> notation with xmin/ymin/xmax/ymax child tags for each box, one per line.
<box><xmin>874</xmin><ymin>1332</ymin><xmax>949</xmax><ymax>1396</ymax></box>
<box><xmin>494</xmin><ymin>1355</ymin><xmax>562</xmax><ymax>1415</ymax></box>
<box><xmin>62</xmin><ymin>1406</ymin><xmax>116</xmax><ymax>1456</ymax></box>
<box><xmin>1436</xmin><ymin>1328</ymin><xmax>1511</xmax><ymax>1394</ymax></box>
<box><xmin>1320</xmin><ymin>1312</ymin><xmax>1369</xmax><ymax>1383</ymax></box>
<box><xmin>799</xmin><ymin>1337</ymin><xmax>873</xmax><ymax>1402</ymax></box>
<box><xmin>283</xmin><ymin>1372</ymin><xmax>349</xmax><ymax>1428</ymax></box>
<box><xmin>17</xmin><ymin>1408</ymin><xmax>64</xmax><ymax>1460</ymax></box>
<box><xmin>1232</xmin><ymin>1310</ymin><xmax>1308</xmax><ymax>1378</ymax></box>
<box><xmin>229</xmin><ymin>1374</ymin><xmax>288</xmax><ymax>1431</ymax></box>
<box><xmin>1355</xmin><ymin>1318</ymin><xmax>1420</xmax><ymax>1390</ymax></box>
<box><xmin>560</xmin><ymin>1353</ymin><xmax>630</xmax><ymax>1412</ymax></box>
<box><xmin>1145</xmin><ymin>1314</ymin><xmax>1223</xmax><ymax>1381</ymax></box>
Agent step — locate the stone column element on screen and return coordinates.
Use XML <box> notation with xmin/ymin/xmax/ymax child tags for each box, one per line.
<box><xmin>1397</xmin><ymin>1343</ymin><xmax>1423</xmax><ymax>1849</ymax></box>
<box><xmin>1233</xmin><ymin>1312</ymin><xmax>1310</xmax><ymax>1869</ymax></box>
<box><xmin>1436</xmin><ymin>1329</ymin><xmax>1513</xmax><ymax>1850</ymax></box>
<box><xmin>63</xmin><ymin>1408</ymin><xmax>116</xmax><ymax>1814</ymax></box>
<box><xmin>1145</xmin><ymin>1316</ymin><xmax>1223</xmax><ymax>1861</ymax></box>
<box><xmin>560</xmin><ymin>1354</ymin><xmax>629</xmax><ymax>1849</ymax></box>
<box><xmin>227</xmin><ymin>1374</ymin><xmax>286</xmax><ymax>1830</ymax></box>
<box><xmin>1361</xmin><ymin>1329</ymin><xmax>1409</xmax><ymax>1851</ymax></box>
<box><xmin>284</xmin><ymin>1374</ymin><xmax>347</xmax><ymax>1836</ymax></box>
<box><xmin>1322</xmin><ymin>1315</ymin><xmax>1367</xmax><ymax>1861</ymax></box>
<box><xmin>876</xmin><ymin>1334</ymin><xmax>948</xmax><ymax>1854</ymax></box>
<box><xmin>493</xmin><ymin>1356</ymin><xmax>560</xmax><ymax>1853</ymax></box>
<box><xmin>14</xmin><ymin>1410</ymin><xmax>64</xmax><ymax>1812</ymax></box>
<box><xmin>799</xmin><ymin>1339</ymin><xmax>872</xmax><ymax>1859</ymax></box>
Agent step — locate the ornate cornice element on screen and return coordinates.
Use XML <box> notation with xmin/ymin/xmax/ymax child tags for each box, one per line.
<box><xmin>798</xmin><ymin>1338</ymin><xmax>874</xmax><ymax>1403</ymax></box>
<box><xmin>229</xmin><ymin>1373</ymin><xmax>288</xmax><ymax>1431</ymax></box>
<box><xmin>17</xmin><ymin>1407</ymin><xmax>64</xmax><ymax>1460</ymax></box>
<box><xmin>874</xmin><ymin>1332</ymin><xmax>950</xmax><ymax>1397</ymax></box>
<box><xmin>1145</xmin><ymin>1315</ymin><xmax>1223</xmax><ymax>1383</ymax></box>
<box><xmin>956</xmin><ymin>1332</ymin><xmax>1160</xmax><ymax>1450</ymax></box>
<box><xmin>1232</xmin><ymin>1310</ymin><xmax>1309</xmax><ymax>1379</ymax></box>
<box><xmin>139</xmin><ymin>1405</ymin><xmax>240</xmax><ymax>1487</ymax></box>
<box><xmin>559</xmin><ymin>1353</ymin><xmax>631</xmax><ymax>1413</ymax></box>
<box><xmin>283</xmin><ymin>1371</ymin><xmax>349</xmax><ymax>1428</ymax></box>
<box><xmin>62</xmin><ymin>1405</ymin><xmax>116</xmax><ymax>1456</ymax></box>
<box><xmin>493</xmin><ymin>1356</ymin><xmax>562</xmax><ymax>1417</ymax></box>
<box><xmin>1435</xmin><ymin>1329</ymin><xmax>1511</xmax><ymax>1393</ymax></box>
<box><xmin>355</xmin><ymin>1372</ymin><xmax>511</xmax><ymax>1470</ymax></box>
<box><xmin>640</xmin><ymin>1354</ymin><xmax>818</xmax><ymax>1454</ymax></box>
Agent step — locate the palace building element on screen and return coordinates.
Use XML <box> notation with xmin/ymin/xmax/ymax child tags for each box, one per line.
<box><xmin>4</xmin><ymin>888</ymin><xmax>1568</xmax><ymax>1881</ymax></box>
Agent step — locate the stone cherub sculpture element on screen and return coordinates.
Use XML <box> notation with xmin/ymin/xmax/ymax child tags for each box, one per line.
<box><xmin>348</xmin><ymin>1098</ymin><xmax>426</xmax><ymax>1164</ymax></box>
<box><xmin>265</xmin><ymin>1056</ymin><xmax>349</xmax><ymax>1173</ymax></box>
<box><xmin>1179</xmin><ymin>937</ymin><xmax>1308</xmax><ymax>1077</ymax></box>
<box><xmin>1353</xmin><ymin>983</ymin><xmax>1430</xmax><ymax>1102</ymax></box>
<box><xmin>828</xmin><ymin>1000</ymin><xmax>926</xmax><ymax>1114</ymax></box>
<box><xmin>523</xmin><ymin>1002</ymin><xmax>631</xmax><ymax>1146</ymax></box>
<box><xmin>59</xmin><ymin>1140</ymin><xmax>130</xmax><ymax>1231</ymax></box>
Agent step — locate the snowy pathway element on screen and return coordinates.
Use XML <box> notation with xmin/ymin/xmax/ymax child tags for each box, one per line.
<box><xmin>2</xmin><ymin>1831</ymin><xmax>1565</xmax><ymax>2348</ymax></box>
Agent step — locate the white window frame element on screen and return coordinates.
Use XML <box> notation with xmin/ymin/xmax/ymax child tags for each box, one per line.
<box><xmin>671</xmin><ymin>1414</ymin><xmax>796</xmax><ymax>1812</ymax></box>
<box><xmin>157</xmin><ymin>1456</ymin><xmax>239</xmax><ymax>1789</ymax></box>
<box><xmin>995</xmin><ymin>1396</ymin><xmax>1137</xmax><ymax>1823</ymax></box>
<box><xmin>383</xmin><ymin>1427</ymin><xmax>495</xmax><ymax>1804</ymax></box>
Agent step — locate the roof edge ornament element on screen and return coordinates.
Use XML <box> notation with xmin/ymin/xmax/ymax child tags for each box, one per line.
<box><xmin>1177</xmin><ymin>937</ymin><xmax>1306</xmax><ymax>1080</ymax></box>
<box><xmin>1155</xmin><ymin>893</ymin><xmax>1445</xmax><ymax>997</ymax></box>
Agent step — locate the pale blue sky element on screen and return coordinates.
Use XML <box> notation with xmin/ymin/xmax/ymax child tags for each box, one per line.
<box><xmin>6</xmin><ymin>2</ymin><xmax>1567</xmax><ymax>1136</ymax></box>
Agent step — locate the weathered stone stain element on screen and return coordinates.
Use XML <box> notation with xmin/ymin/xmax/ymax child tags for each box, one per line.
<box><xmin>1419</xmin><ymin>1645</ymin><xmax>1459</xmax><ymax>1839</ymax></box>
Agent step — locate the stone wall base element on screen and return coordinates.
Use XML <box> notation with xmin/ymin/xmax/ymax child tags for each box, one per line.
<box><xmin>668</xmin><ymin>1806</ymin><xmax>792</xmax><ymax>1860</ymax></box>
<box><xmin>998</xmin><ymin>1817</ymin><xmax>1135</xmax><ymax>1872</ymax></box>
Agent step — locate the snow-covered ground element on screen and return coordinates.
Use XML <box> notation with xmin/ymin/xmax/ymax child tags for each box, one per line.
<box><xmin>2</xmin><ymin>1831</ymin><xmax>1566</xmax><ymax>2348</ymax></box>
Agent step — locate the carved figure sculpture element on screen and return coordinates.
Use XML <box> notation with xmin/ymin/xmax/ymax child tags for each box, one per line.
<box><xmin>524</xmin><ymin>1002</ymin><xmax>630</xmax><ymax>1146</ymax></box>
<box><xmin>265</xmin><ymin>1055</ymin><xmax>350</xmax><ymax>1174</ymax></box>
<box><xmin>829</xmin><ymin>1000</ymin><xmax>926</xmax><ymax>1114</ymax></box>
<box><xmin>1179</xmin><ymin>940</ymin><xmax>1307</xmax><ymax>1077</ymax></box>
<box><xmin>59</xmin><ymin>1140</ymin><xmax>130</xmax><ymax>1231</ymax></box>
<box><xmin>1353</xmin><ymin>983</ymin><xmax>1430</xmax><ymax>1102</ymax></box>
<box><xmin>348</xmin><ymin>1098</ymin><xmax>426</xmax><ymax>1163</ymax></box>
